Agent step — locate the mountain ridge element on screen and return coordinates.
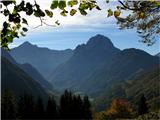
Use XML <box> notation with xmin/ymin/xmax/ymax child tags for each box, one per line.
<box><xmin>1</xmin><ymin>49</ymin><xmax>55</xmax><ymax>93</ymax></box>
<box><xmin>1</xmin><ymin>56</ymin><xmax>49</xmax><ymax>100</ymax></box>
<box><xmin>49</xmin><ymin>34</ymin><xmax>159</xmax><ymax>97</ymax></box>
<box><xmin>95</xmin><ymin>67</ymin><xmax>160</xmax><ymax>111</ymax></box>
<box><xmin>10</xmin><ymin>42</ymin><xmax>73</xmax><ymax>78</ymax></box>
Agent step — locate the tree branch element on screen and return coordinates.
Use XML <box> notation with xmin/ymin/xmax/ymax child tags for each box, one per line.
<box><xmin>118</xmin><ymin>0</ymin><xmax>140</xmax><ymax>11</ymax></box>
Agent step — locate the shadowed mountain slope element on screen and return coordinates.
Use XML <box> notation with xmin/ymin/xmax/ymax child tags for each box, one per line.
<box><xmin>10</xmin><ymin>42</ymin><xmax>73</xmax><ymax>78</ymax></box>
<box><xmin>49</xmin><ymin>34</ymin><xmax>159</xmax><ymax>97</ymax></box>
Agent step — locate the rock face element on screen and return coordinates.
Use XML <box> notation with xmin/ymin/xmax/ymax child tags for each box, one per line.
<box><xmin>10</xmin><ymin>41</ymin><xmax>73</xmax><ymax>78</ymax></box>
<box><xmin>49</xmin><ymin>34</ymin><xmax>159</xmax><ymax>96</ymax></box>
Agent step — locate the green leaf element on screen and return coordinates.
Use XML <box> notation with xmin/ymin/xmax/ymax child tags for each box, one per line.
<box><xmin>14</xmin><ymin>17</ymin><xmax>21</xmax><ymax>23</ymax></box>
<box><xmin>139</xmin><ymin>12</ymin><xmax>145</xmax><ymax>19</ymax></box>
<box><xmin>155</xmin><ymin>1</ymin><xmax>160</xmax><ymax>6</ymax></box>
<box><xmin>1</xmin><ymin>42</ymin><xmax>9</xmax><ymax>50</ymax></box>
<box><xmin>106</xmin><ymin>0</ymin><xmax>109</xmax><ymax>3</ymax></box>
<box><xmin>16</xmin><ymin>24</ymin><xmax>21</xmax><ymax>29</ymax></box>
<box><xmin>1</xmin><ymin>1</ymin><xmax>13</xmax><ymax>6</ymax></box>
<box><xmin>59</xmin><ymin>1</ymin><xmax>66</xmax><ymax>10</ymax></box>
<box><xmin>70</xmin><ymin>9</ymin><xmax>77</xmax><ymax>16</ymax></box>
<box><xmin>79</xmin><ymin>3</ymin><xmax>88</xmax><ymax>10</ymax></box>
<box><xmin>114</xmin><ymin>10</ymin><xmax>121</xmax><ymax>17</ymax></box>
<box><xmin>45</xmin><ymin>10</ymin><xmax>53</xmax><ymax>17</ymax></box>
<box><xmin>50</xmin><ymin>0</ymin><xmax>58</xmax><ymax>9</ymax></box>
<box><xmin>96</xmin><ymin>6</ymin><xmax>101</xmax><ymax>10</ymax></box>
<box><xmin>55</xmin><ymin>20</ymin><xmax>60</xmax><ymax>25</ymax></box>
<box><xmin>9</xmin><ymin>14</ymin><xmax>14</xmax><ymax>22</ymax></box>
<box><xmin>34</xmin><ymin>11</ymin><xmax>40</xmax><ymax>17</ymax></box>
<box><xmin>20</xmin><ymin>32</ymin><xmax>26</xmax><ymax>36</ymax></box>
<box><xmin>22</xmin><ymin>27</ymin><xmax>28</xmax><ymax>32</ymax></box>
<box><xmin>107</xmin><ymin>9</ymin><xmax>113</xmax><ymax>17</ymax></box>
<box><xmin>17</xmin><ymin>1</ymin><xmax>25</xmax><ymax>11</ymax></box>
<box><xmin>39</xmin><ymin>9</ymin><xmax>45</xmax><ymax>17</ymax></box>
<box><xmin>3</xmin><ymin>9</ymin><xmax>10</xmax><ymax>16</ymax></box>
<box><xmin>79</xmin><ymin>9</ymin><xmax>87</xmax><ymax>16</ymax></box>
<box><xmin>26</xmin><ymin>2</ymin><xmax>33</xmax><ymax>15</ymax></box>
<box><xmin>22</xmin><ymin>18</ymin><xmax>28</xmax><ymax>25</ymax></box>
<box><xmin>60</xmin><ymin>10</ymin><xmax>68</xmax><ymax>16</ymax></box>
<box><xmin>11</xmin><ymin>31</ymin><xmax>18</xmax><ymax>38</ymax></box>
<box><xmin>68</xmin><ymin>0</ymin><xmax>78</xmax><ymax>7</ymax></box>
<box><xmin>34</xmin><ymin>9</ymin><xmax>45</xmax><ymax>17</ymax></box>
<box><xmin>88</xmin><ymin>3</ymin><xmax>95</xmax><ymax>10</ymax></box>
<box><xmin>6</xmin><ymin>36</ymin><xmax>13</xmax><ymax>43</ymax></box>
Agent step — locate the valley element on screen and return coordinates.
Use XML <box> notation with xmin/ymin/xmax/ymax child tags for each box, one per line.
<box><xmin>1</xmin><ymin>34</ymin><xmax>159</xmax><ymax>119</ymax></box>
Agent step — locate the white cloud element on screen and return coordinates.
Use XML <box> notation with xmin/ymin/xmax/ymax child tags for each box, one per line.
<box><xmin>1</xmin><ymin>0</ymin><xmax>119</xmax><ymax>30</ymax></box>
<box><xmin>0</xmin><ymin>0</ymin><xmax>122</xmax><ymax>34</ymax></box>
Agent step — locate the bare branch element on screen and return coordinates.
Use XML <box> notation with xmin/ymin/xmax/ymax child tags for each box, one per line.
<box><xmin>118</xmin><ymin>0</ymin><xmax>140</xmax><ymax>11</ymax></box>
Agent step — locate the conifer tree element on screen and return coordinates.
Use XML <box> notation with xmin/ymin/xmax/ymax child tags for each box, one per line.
<box><xmin>138</xmin><ymin>94</ymin><xmax>149</xmax><ymax>115</ymax></box>
<box><xmin>59</xmin><ymin>90</ymin><xmax>93</xmax><ymax>119</ymax></box>
<box><xmin>17</xmin><ymin>95</ymin><xmax>25</xmax><ymax>119</ymax></box>
<box><xmin>17</xmin><ymin>94</ymin><xmax>35</xmax><ymax>119</ymax></box>
<box><xmin>1</xmin><ymin>89</ymin><xmax>17</xmax><ymax>120</ymax></box>
<box><xmin>72</xmin><ymin>95</ymin><xmax>83</xmax><ymax>119</ymax></box>
<box><xmin>83</xmin><ymin>95</ymin><xmax>92</xmax><ymax>119</ymax></box>
<box><xmin>46</xmin><ymin>96</ymin><xmax>59</xmax><ymax>119</ymax></box>
<box><xmin>35</xmin><ymin>96</ymin><xmax>45</xmax><ymax>119</ymax></box>
<box><xmin>59</xmin><ymin>90</ymin><xmax>73</xmax><ymax>119</ymax></box>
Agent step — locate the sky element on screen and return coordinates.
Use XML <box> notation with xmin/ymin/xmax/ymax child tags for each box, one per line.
<box><xmin>1</xmin><ymin>0</ymin><xmax>159</xmax><ymax>55</ymax></box>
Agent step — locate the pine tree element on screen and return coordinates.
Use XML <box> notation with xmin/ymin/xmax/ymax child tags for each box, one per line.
<box><xmin>35</xmin><ymin>96</ymin><xmax>45</xmax><ymax>119</ymax></box>
<box><xmin>46</xmin><ymin>96</ymin><xmax>59</xmax><ymax>119</ymax></box>
<box><xmin>59</xmin><ymin>90</ymin><xmax>73</xmax><ymax>119</ymax></box>
<box><xmin>138</xmin><ymin>94</ymin><xmax>149</xmax><ymax>115</ymax></box>
<box><xmin>1</xmin><ymin>89</ymin><xmax>17</xmax><ymax>120</ymax></box>
<box><xmin>59</xmin><ymin>90</ymin><xmax>93</xmax><ymax>119</ymax></box>
<box><xmin>17</xmin><ymin>95</ymin><xmax>25</xmax><ymax>119</ymax></box>
<box><xmin>72</xmin><ymin>95</ymin><xmax>83</xmax><ymax>119</ymax></box>
<box><xmin>83</xmin><ymin>95</ymin><xmax>92</xmax><ymax>119</ymax></box>
<box><xmin>17</xmin><ymin>94</ymin><xmax>35</xmax><ymax>119</ymax></box>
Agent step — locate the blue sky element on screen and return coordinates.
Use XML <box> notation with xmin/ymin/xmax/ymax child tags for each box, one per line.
<box><xmin>8</xmin><ymin>0</ymin><xmax>160</xmax><ymax>55</ymax></box>
<box><xmin>10</xmin><ymin>26</ymin><xmax>159</xmax><ymax>55</ymax></box>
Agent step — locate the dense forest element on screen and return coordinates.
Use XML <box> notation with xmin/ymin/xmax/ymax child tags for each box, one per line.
<box><xmin>2</xmin><ymin>90</ymin><xmax>92</xmax><ymax>120</ymax></box>
<box><xmin>2</xmin><ymin>89</ymin><xmax>160</xmax><ymax>120</ymax></box>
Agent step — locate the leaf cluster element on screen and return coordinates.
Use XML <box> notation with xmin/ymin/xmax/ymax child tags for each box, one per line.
<box><xmin>1</xmin><ymin>0</ymin><xmax>159</xmax><ymax>49</ymax></box>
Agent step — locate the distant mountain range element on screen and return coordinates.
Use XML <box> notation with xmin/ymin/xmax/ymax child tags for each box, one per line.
<box><xmin>10</xmin><ymin>34</ymin><xmax>159</xmax><ymax>96</ymax></box>
<box><xmin>2</xmin><ymin>34</ymin><xmax>160</xmax><ymax>109</ymax></box>
<box><xmin>1</xmin><ymin>56</ymin><xmax>48</xmax><ymax>100</ymax></box>
<box><xmin>1</xmin><ymin>49</ymin><xmax>54</xmax><ymax>93</ymax></box>
<box><xmin>48</xmin><ymin>35</ymin><xmax>120</xmax><ymax>91</ymax></box>
<box><xmin>10</xmin><ymin>42</ymin><xmax>73</xmax><ymax>78</ymax></box>
<box><xmin>49</xmin><ymin>34</ymin><xmax>159</xmax><ymax>97</ymax></box>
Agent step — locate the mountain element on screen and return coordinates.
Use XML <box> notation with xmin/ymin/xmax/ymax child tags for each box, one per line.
<box><xmin>82</xmin><ymin>48</ymin><xmax>159</xmax><ymax>96</ymax></box>
<box><xmin>1</xmin><ymin>56</ymin><xmax>49</xmax><ymax>99</ymax></box>
<box><xmin>1</xmin><ymin>49</ymin><xmax>54</xmax><ymax>92</ymax></box>
<box><xmin>20</xmin><ymin>63</ymin><xmax>53</xmax><ymax>92</ymax></box>
<box><xmin>156</xmin><ymin>52</ymin><xmax>160</xmax><ymax>57</ymax></box>
<box><xmin>10</xmin><ymin>41</ymin><xmax>73</xmax><ymax>78</ymax></box>
<box><xmin>125</xmin><ymin>68</ymin><xmax>160</xmax><ymax>111</ymax></box>
<box><xmin>49</xmin><ymin>34</ymin><xmax>159</xmax><ymax>96</ymax></box>
<box><xmin>1</xmin><ymin>48</ymin><xmax>17</xmax><ymax>64</ymax></box>
<box><xmin>95</xmin><ymin>67</ymin><xmax>160</xmax><ymax>111</ymax></box>
<box><xmin>49</xmin><ymin>34</ymin><xmax>120</xmax><ymax>91</ymax></box>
